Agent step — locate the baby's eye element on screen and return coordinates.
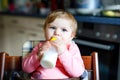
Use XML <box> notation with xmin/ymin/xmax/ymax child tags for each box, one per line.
<box><xmin>62</xmin><ymin>28</ymin><xmax>67</xmax><ymax>32</ymax></box>
<box><xmin>49</xmin><ymin>26</ymin><xmax>56</xmax><ymax>30</ymax></box>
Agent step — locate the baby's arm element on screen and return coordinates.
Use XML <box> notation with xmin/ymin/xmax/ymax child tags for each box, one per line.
<box><xmin>58</xmin><ymin>43</ymin><xmax>85</xmax><ymax>77</ymax></box>
<box><xmin>22</xmin><ymin>43</ymin><xmax>42</xmax><ymax>73</ymax></box>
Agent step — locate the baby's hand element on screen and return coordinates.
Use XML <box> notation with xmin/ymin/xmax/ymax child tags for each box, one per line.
<box><xmin>37</xmin><ymin>41</ymin><xmax>51</xmax><ymax>60</ymax></box>
<box><xmin>42</xmin><ymin>41</ymin><xmax>51</xmax><ymax>51</ymax></box>
<box><xmin>50</xmin><ymin>37</ymin><xmax>67</xmax><ymax>55</ymax></box>
<box><xmin>56</xmin><ymin>44</ymin><xmax>67</xmax><ymax>55</ymax></box>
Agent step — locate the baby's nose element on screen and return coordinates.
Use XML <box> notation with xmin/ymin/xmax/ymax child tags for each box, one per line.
<box><xmin>54</xmin><ymin>29</ymin><xmax>60</xmax><ymax>36</ymax></box>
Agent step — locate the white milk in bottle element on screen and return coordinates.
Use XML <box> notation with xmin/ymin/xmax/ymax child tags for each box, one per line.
<box><xmin>40</xmin><ymin>37</ymin><xmax>58</xmax><ymax>68</ymax></box>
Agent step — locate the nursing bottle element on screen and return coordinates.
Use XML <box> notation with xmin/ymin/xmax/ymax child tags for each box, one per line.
<box><xmin>40</xmin><ymin>37</ymin><xmax>58</xmax><ymax>68</ymax></box>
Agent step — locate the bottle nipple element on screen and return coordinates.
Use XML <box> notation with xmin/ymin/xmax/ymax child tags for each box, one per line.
<box><xmin>50</xmin><ymin>37</ymin><xmax>57</xmax><ymax>41</ymax></box>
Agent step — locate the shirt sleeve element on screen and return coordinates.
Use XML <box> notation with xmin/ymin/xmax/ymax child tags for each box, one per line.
<box><xmin>22</xmin><ymin>42</ymin><xmax>43</xmax><ymax>73</ymax></box>
<box><xmin>58</xmin><ymin>42</ymin><xmax>85</xmax><ymax>77</ymax></box>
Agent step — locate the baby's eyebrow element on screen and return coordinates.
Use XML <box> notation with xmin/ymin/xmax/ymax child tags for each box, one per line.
<box><xmin>49</xmin><ymin>24</ymin><xmax>56</xmax><ymax>27</ymax></box>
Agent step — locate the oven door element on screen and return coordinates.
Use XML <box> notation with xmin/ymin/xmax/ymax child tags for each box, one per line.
<box><xmin>73</xmin><ymin>37</ymin><xmax>119</xmax><ymax>80</ymax></box>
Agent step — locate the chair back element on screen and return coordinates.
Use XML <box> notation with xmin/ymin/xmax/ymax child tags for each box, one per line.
<box><xmin>0</xmin><ymin>52</ymin><xmax>6</xmax><ymax>80</ymax></box>
<box><xmin>0</xmin><ymin>52</ymin><xmax>22</xmax><ymax>80</ymax></box>
<box><xmin>82</xmin><ymin>52</ymin><xmax>99</xmax><ymax>80</ymax></box>
<box><xmin>5</xmin><ymin>55</ymin><xmax>22</xmax><ymax>71</ymax></box>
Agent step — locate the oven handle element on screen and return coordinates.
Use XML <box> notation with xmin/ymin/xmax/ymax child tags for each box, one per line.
<box><xmin>74</xmin><ymin>39</ymin><xmax>114</xmax><ymax>51</ymax></box>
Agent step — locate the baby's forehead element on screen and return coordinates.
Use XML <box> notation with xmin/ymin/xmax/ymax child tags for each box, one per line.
<box><xmin>51</xmin><ymin>18</ymin><xmax>72</xmax><ymax>26</ymax></box>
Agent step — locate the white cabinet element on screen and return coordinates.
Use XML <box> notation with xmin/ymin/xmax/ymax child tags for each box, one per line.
<box><xmin>2</xmin><ymin>16</ymin><xmax>45</xmax><ymax>56</ymax></box>
<box><xmin>0</xmin><ymin>16</ymin><xmax>5</xmax><ymax>51</ymax></box>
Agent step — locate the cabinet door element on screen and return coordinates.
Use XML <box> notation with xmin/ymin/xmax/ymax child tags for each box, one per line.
<box><xmin>4</xmin><ymin>26</ymin><xmax>27</xmax><ymax>56</ymax></box>
<box><xmin>21</xmin><ymin>17</ymin><xmax>45</xmax><ymax>41</ymax></box>
<box><xmin>3</xmin><ymin>16</ymin><xmax>45</xmax><ymax>56</ymax></box>
<box><xmin>25</xmin><ymin>30</ymin><xmax>44</xmax><ymax>40</ymax></box>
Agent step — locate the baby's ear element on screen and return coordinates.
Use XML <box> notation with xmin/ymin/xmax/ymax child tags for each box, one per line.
<box><xmin>71</xmin><ymin>34</ymin><xmax>75</xmax><ymax>39</ymax></box>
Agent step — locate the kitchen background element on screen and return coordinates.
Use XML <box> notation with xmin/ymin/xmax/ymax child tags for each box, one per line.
<box><xmin>0</xmin><ymin>0</ymin><xmax>120</xmax><ymax>80</ymax></box>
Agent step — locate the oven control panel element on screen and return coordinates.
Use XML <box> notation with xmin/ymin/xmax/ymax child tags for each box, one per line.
<box><xmin>77</xmin><ymin>22</ymin><xmax>120</xmax><ymax>43</ymax></box>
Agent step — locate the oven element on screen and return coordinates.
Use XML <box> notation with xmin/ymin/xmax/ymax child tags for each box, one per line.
<box><xmin>73</xmin><ymin>22</ymin><xmax>120</xmax><ymax>80</ymax></box>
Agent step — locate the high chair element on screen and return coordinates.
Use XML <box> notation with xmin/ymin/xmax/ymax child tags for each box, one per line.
<box><xmin>0</xmin><ymin>40</ymin><xmax>99</xmax><ymax>80</ymax></box>
<box><xmin>81</xmin><ymin>51</ymin><xmax>99</xmax><ymax>80</ymax></box>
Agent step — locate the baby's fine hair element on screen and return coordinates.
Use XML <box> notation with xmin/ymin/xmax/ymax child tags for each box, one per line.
<box><xmin>43</xmin><ymin>9</ymin><xmax>77</xmax><ymax>37</ymax></box>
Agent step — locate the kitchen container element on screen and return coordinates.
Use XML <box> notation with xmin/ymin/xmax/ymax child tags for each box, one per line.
<box><xmin>76</xmin><ymin>0</ymin><xmax>102</xmax><ymax>15</ymax></box>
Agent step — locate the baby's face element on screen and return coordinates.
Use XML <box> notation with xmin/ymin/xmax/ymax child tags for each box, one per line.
<box><xmin>45</xmin><ymin>18</ymin><xmax>73</xmax><ymax>44</ymax></box>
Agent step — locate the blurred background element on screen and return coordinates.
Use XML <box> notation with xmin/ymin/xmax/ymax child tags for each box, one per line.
<box><xmin>0</xmin><ymin>0</ymin><xmax>120</xmax><ymax>16</ymax></box>
<box><xmin>0</xmin><ymin>0</ymin><xmax>120</xmax><ymax>80</ymax></box>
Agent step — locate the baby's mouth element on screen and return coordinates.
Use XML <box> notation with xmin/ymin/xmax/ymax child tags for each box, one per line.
<box><xmin>50</xmin><ymin>37</ymin><xmax>57</xmax><ymax>41</ymax></box>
